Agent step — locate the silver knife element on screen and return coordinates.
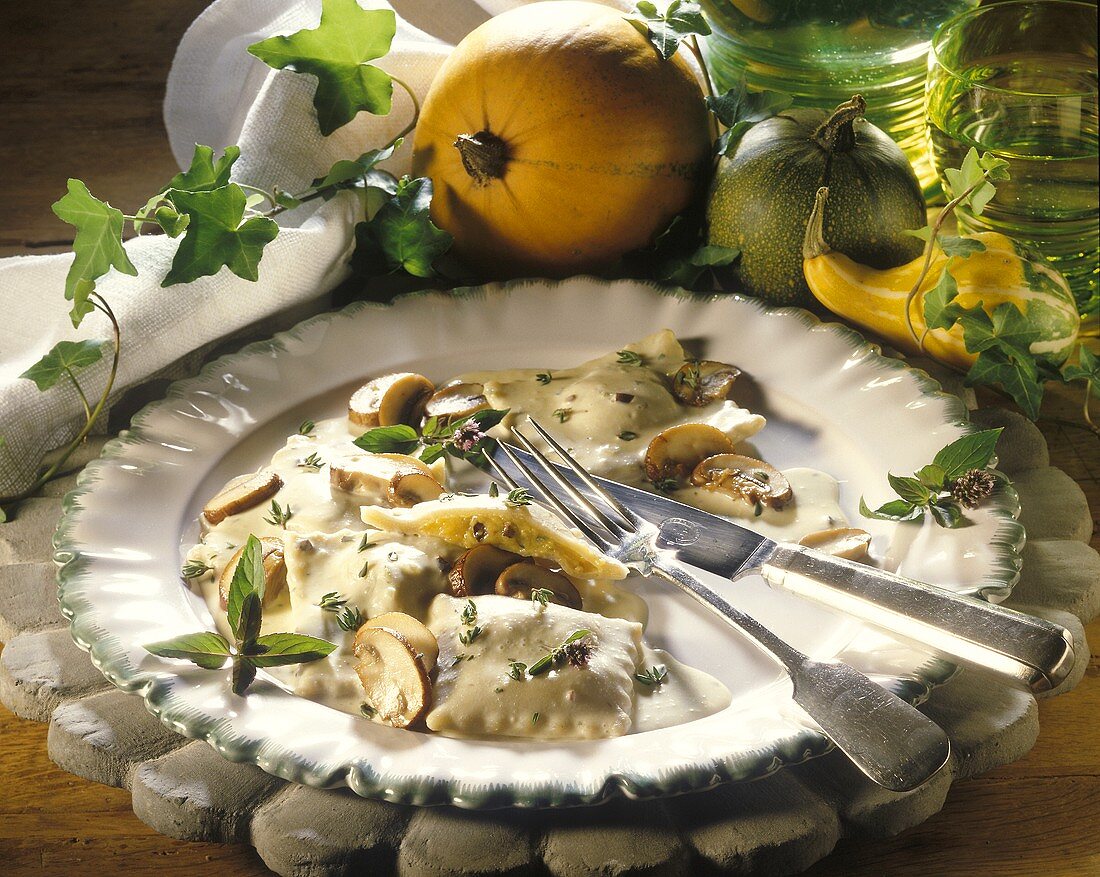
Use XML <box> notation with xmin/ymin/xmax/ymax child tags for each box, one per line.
<box><xmin>497</xmin><ymin>446</ymin><xmax>1075</xmax><ymax>693</ymax></box>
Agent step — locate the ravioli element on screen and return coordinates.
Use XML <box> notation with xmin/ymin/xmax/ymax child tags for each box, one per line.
<box><xmin>360</xmin><ymin>495</ymin><xmax>629</xmax><ymax>581</ymax></box>
<box><xmin>425</xmin><ymin>595</ymin><xmax>644</xmax><ymax>740</ymax></box>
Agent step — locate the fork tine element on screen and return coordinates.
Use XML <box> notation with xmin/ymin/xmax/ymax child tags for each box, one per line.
<box><xmin>495</xmin><ymin>442</ymin><xmax>613</xmax><ymax>551</ymax></box>
<box><xmin>484</xmin><ymin>452</ymin><xmax>520</xmax><ymax>491</ymax></box>
<box><xmin>525</xmin><ymin>417</ymin><xmax>635</xmax><ymax>526</ymax></box>
<box><xmin>511</xmin><ymin>428</ymin><xmax>632</xmax><ymax>537</ymax></box>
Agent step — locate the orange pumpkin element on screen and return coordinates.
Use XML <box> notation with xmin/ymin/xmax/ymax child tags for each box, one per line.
<box><xmin>411</xmin><ymin>1</ymin><xmax>712</xmax><ymax>279</ymax></box>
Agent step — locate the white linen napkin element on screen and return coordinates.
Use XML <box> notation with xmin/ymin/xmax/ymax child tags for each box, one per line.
<box><xmin>0</xmin><ymin>0</ymin><xmax>636</xmax><ymax>496</ymax></box>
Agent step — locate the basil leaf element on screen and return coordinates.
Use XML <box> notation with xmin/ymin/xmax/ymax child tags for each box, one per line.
<box><xmin>916</xmin><ymin>464</ymin><xmax>946</xmax><ymax>491</ymax></box>
<box><xmin>354</xmin><ymin>424</ymin><xmax>420</xmax><ymax>454</ymax></box>
<box><xmin>226</xmin><ymin>534</ymin><xmax>266</xmax><ymax>637</ymax></box>
<box><xmin>231</xmin><ymin>656</ymin><xmax>257</xmax><ymax>695</ymax></box>
<box><xmin>20</xmin><ymin>339</ymin><xmax>106</xmax><ymax>391</ymax></box>
<box><xmin>419</xmin><ymin>443</ymin><xmax>446</xmax><ymax>464</ymax></box>
<box><xmin>246</xmin><ymin>632</ymin><xmax>337</xmax><ymax>667</ymax></box>
<box><xmin>248</xmin><ymin>0</ymin><xmax>396</xmax><ymax>136</ymax></box>
<box><xmin>887</xmin><ymin>473</ymin><xmax>932</xmax><ymax>505</ymax></box>
<box><xmin>238</xmin><ymin>591</ymin><xmax>263</xmax><ymax>647</ymax></box>
<box><xmin>859</xmin><ymin>496</ymin><xmax>923</xmax><ymax>522</ymax></box>
<box><xmin>51</xmin><ymin>179</ymin><xmax>138</xmax><ymax>326</ymax></box>
<box><xmin>145</xmin><ymin>631</ymin><xmax>233</xmax><ymax>670</ymax></box>
<box><xmin>932</xmin><ymin>429</ymin><xmax>1003</xmax><ymax>481</ymax></box>
<box><xmin>929</xmin><ymin>500</ymin><xmax>964</xmax><ymax>529</ymax></box>
<box><xmin>468</xmin><ymin>408</ymin><xmax>509</xmax><ymax>431</ymax></box>
<box><xmin>161</xmin><ymin>185</ymin><xmax>279</xmax><ymax>286</ymax></box>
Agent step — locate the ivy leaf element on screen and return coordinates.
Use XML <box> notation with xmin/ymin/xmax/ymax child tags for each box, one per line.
<box><xmin>658</xmin><ymin>243</ymin><xmax>741</xmax><ymax>288</ymax></box>
<box><xmin>958</xmin><ymin>302</ymin><xmax>1041</xmax><ymax>357</ymax></box>
<box><xmin>161</xmin><ymin>185</ymin><xmax>279</xmax><ymax>286</ymax></box>
<box><xmin>939</xmin><ymin>235</ymin><xmax>986</xmax><ymax>259</ymax></box>
<box><xmin>163</xmin><ymin>144</ymin><xmax>241</xmax><ymax>195</ymax></box>
<box><xmin>887</xmin><ymin>473</ymin><xmax>932</xmax><ymax>505</ymax></box>
<box><xmin>1062</xmin><ymin>346</ymin><xmax>1100</xmax><ymax>398</ymax></box>
<box><xmin>707</xmin><ymin>79</ymin><xmax>793</xmax><ymax>156</ymax></box>
<box><xmin>859</xmin><ymin>496</ymin><xmax>924</xmax><ymax>522</ymax></box>
<box><xmin>153</xmin><ymin>205</ymin><xmax>190</xmax><ymax>238</ymax></box>
<box><xmin>145</xmin><ymin>631</ymin><xmax>233</xmax><ymax>670</ymax></box>
<box><xmin>625</xmin><ymin>0</ymin><xmax>711</xmax><ymax>61</ymax></box>
<box><xmin>932</xmin><ymin>428</ymin><xmax>1003</xmax><ymax>481</ymax></box>
<box><xmin>248</xmin><ymin>0</ymin><xmax>396</xmax><ymax>136</ymax></box>
<box><xmin>923</xmin><ymin>268</ymin><xmax>962</xmax><ymax>331</ymax></box>
<box><xmin>51</xmin><ymin>179</ymin><xmax>138</xmax><ymax>327</ymax></box>
<box><xmin>979</xmin><ymin>151</ymin><xmax>1011</xmax><ymax>182</ymax></box>
<box><xmin>965</xmin><ymin>348</ymin><xmax>1045</xmax><ymax>419</ymax></box>
<box><xmin>943</xmin><ymin>147</ymin><xmax>1003</xmax><ymax>216</ymax></box>
<box><xmin>903</xmin><ymin>225</ymin><xmax>933</xmax><ymax>242</ymax></box>
<box><xmin>20</xmin><ymin>339</ymin><xmax>106</xmax><ymax>391</ymax></box>
<box><xmin>226</xmin><ymin>534</ymin><xmax>266</xmax><ymax>637</ymax></box>
<box><xmin>353</xmin><ymin>176</ymin><xmax>452</xmax><ymax>278</ymax></box>
<box><xmin>312</xmin><ymin>140</ymin><xmax>400</xmax><ymax>191</ymax></box>
<box><xmin>246</xmin><ymin>632</ymin><xmax>337</xmax><ymax>667</ymax></box>
<box><xmin>354</xmin><ymin>424</ymin><xmax>420</xmax><ymax>455</ymax></box>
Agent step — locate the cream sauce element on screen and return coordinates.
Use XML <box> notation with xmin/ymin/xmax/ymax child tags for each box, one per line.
<box><xmin>183</xmin><ymin>331</ymin><xmax>848</xmax><ymax>739</ymax></box>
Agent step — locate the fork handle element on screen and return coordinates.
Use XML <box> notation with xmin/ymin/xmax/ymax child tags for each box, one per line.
<box><xmin>650</xmin><ymin>562</ymin><xmax>950</xmax><ymax>792</ymax></box>
<box><xmin>759</xmin><ymin>543</ymin><xmax>1075</xmax><ymax>692</ymax></box>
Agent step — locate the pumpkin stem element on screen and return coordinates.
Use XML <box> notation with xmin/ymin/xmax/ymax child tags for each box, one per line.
<box><xmin>454</xmin><ymin>131</ymin><xmax>509</xmax><ymax>186</ymax></box>
<box><xmin>812</xmin><ymin>95</ymin><xmax>866</xmax><ymax>154</ymax></box>
<box><xmin>803</xmin><ymin>187</ymin><xmax>833</xmax><ymax>260</ymax></box>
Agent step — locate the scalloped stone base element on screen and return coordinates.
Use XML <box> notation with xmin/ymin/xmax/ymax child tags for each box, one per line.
<box><xmin>2</xmin><ymin>405</ymin><xmax>1097</xmax><ymax>876</ymax></box>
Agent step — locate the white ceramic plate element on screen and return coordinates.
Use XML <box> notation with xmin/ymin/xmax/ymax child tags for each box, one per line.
<box><xmin>55</xmin><ymin>278</ymin><xmax>1023</xmax><ymax>808</ymax></box>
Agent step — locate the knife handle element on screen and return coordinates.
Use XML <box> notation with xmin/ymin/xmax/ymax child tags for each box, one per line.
<box><xmin>759</xmin><ymin>543</ymin><xmax>1075</xmax><ymax>692</ymax></box>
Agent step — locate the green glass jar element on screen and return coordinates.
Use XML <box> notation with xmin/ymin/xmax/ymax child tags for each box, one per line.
<box><xmin>702</xmin><ymin>0</ymin><xmax>977</xmax><ymax>196</ymax></box>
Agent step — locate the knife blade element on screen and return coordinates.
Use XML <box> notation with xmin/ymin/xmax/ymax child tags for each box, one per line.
<box><xmin>493</xmin><ymin>443</ymin><xmax>1075</xmax><ymax>691</ymax></box>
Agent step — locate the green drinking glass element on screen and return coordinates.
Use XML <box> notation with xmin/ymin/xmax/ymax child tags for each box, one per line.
<box><xmin>702</xmin><ymin>0</ymin><xmax>978</xmax><ymax>195</ymax></box>
<box><xmin>926</xmin><ymin>0</ymin><xmax>1099</xmax><ymax>327</ymax></box>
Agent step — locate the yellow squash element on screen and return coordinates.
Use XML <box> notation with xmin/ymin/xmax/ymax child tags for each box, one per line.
<box><xmin>410</xmin><ymin>1</ymin><xmax>711</xmax><ymax>280</ymax></box>
<box><xmin>802</xmin><ymin>188</ymin><xmax>1080</xmax><ymax>370</ymax></box>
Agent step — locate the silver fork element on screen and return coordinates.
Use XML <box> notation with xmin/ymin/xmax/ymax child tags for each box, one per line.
<box><xmin>485</xmin><ymin>420</ymin><xmax>952</xmax><ymax>794</ymax></box>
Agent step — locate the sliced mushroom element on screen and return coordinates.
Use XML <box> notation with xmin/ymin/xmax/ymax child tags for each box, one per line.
<box><xmin>354</xmin><ymin>626</ymin><xmax>431</xmax><ymax>728</ymax></box>
<box><xmin>447</xmin><ymin>544</ymin><xmax>523</xmax><ymax>597</ymax></box>
<box><xmin>218</xmin><ymin>537</ymin><xmax>287</xmax><ymax>608</ymax></box>
<box><xmin>330</xmin><ymin>453</ymin><xmax>443</xmax><ymax>508</ymax></box>
<box><xmin>424</xmin><ymin>382</ymin><xmax>489</xmax><ymax>422</ymax></box>
<box><xmin>799</xmin><ymin>527</ymin><xmax>872</xmax><ymax>562</ymax></box>
<box><xmin>494</xmin><ymin>561</ymin><xmax>582</xmax><ymax>609</ymax></box>
<box><xmin>672</xmin><ymin>360</ymin><xmax>742</xmax><ymax>407</ymax></box>
<box><xmin>203</xmin><ymin>470</ymin><xmax>283</xmax><ymax>526</ymax></box>
<box><xmin>357</xmin><ymin>611</ymin><xmax>439</xmax><ymax>672</ymax></box>
<box><xmin>644</xmin><ymin>424</ymin><xmax>736</xmax><ymax>484</ymax></box>
<box><xmin>349</xmin><ymin>373</ymin><xmax>435</xmax><ymax>429</ymax></box>
<box><xmin>690</xmin><ymin>454</ymin><xmax>793</xmax><ymax>510</ymax></box>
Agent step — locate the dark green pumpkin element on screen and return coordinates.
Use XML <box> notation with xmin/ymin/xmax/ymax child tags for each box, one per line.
<box><xmin>706</xmin><ymin>96</ymin><xmax>925</xmax><ymax>306</ymax></box>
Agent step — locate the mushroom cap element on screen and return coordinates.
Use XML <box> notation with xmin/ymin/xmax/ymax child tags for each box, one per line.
<box><xmin>349</xmin><ymin>373</ymin><xmax>435</xmax><ymax>429</ymax></box>
<box><xmin>690</xmin><ymin>454</ymin><xmax>793</xmax><ymax>509</ymax></box>
<box><xmin>330</xmin><ymin>452</ymin><xmax>443</xmax><ymax>507</ymax></box>
<box><xmin>672</xmin><ymin>360</ymin><xmax>741</xmax><ymax>407</ymax></box>
<box><xmin>643</xmin><ymin>423</ymin><xmax>736</xmax><ymax>483</ymax></box>
<box><xmin>424</xmin><ymin>382</ymin><xmax>489</xmax><ymax>422</ymax></box>
<box><xmin>448</xmin><ymin>544</ymin><xmax>523</xmax><ymax>597</ymax></box>
<box><xmin>798</xmin><ymin>527</ymin><xmax>872</xmax><ymax>561</ymax></box>
<box><xmin>203</xmin><ymin>470</ymin><xmax>283</xmax><ymax>526</ymax></box>
<box><xmin>218</xmin><ymin>536</ymin><xmax>287</xmax><ymax>608</ymax></box>
<box><xmin>494</xmin><ymin>560</ymin><xmax>582</xmax><ymax>609</ymax></box>
<box><xmin>354</xmin><ymin>626</ymin><xmax>432</xmax><ymax>728</ymax></box>
<box><xmin>358</xmin><ymin>611</ymin><xmax>439</xmax><ymax>672</ymax></box>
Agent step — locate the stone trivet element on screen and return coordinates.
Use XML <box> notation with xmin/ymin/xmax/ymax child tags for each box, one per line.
<box><xmin>1</xmin><ymin>401</ymin><xmax>1097</xmax><ymax>877</ymax></box>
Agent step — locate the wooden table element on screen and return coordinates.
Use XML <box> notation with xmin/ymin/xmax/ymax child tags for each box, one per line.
<box><xmin>1</xmin><ymin>3</ymin><xmax>1097</xmax><ymax>875</ymax></box>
